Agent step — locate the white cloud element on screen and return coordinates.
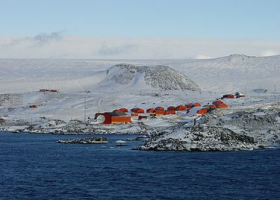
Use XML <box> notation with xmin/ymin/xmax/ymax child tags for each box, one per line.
<box><xmin>261</xmin><ymin>50</ymin><xmax>279</xmax><ymax>57</ymax></box>
<box><xmin>98</xmin><ymin>43</ymin><xmax>138</xmax><ymax>55</ymax></box>
<box><xmin>7</xmin><ymin>31</ymin><xmax>63</xmax><ymax>47</ymax></box>
<box><xmin>0</xmin><ymin>35</ymin><xmax>280</xmax><ymax>59</ymax></box>
<box><xmin>31</xmin><ymin>32</ymin><xmax>63</xmax><ymax>45</ymax></box>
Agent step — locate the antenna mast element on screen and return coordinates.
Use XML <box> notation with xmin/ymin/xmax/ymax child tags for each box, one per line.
<box><xmin>84</xmin><ymin>96</ymin><xmax>87</xmax><ymax>123</ymax></box>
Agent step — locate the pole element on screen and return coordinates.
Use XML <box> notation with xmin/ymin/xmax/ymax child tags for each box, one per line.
<box><xmin>84</xmin><ymin>96</ymin><xmax>87</xmax><ymax>123</ymax></box>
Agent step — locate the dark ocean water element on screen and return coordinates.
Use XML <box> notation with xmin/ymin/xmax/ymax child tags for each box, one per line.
<box><xmin>0</xmin><ymin>132</ymin><xmax>280</xmax><ymax>200</ymax></box>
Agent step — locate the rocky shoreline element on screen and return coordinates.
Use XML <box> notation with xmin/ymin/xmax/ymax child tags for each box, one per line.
<box><xmin>134</xmin><ymin>126</ymin><xmax>259</xmax><ymax>151</ymax></box>
<box><xmin>134</xmin><ymin>106</ymin><xmax>280</xmax><ymax>151</ymax></box>
<box><xmin>1</xmin><ymin>103</ymin><xmax>280</xmax><ymax>152</ymax></box>
<box><xmin>58</xmin><ymin>137</ymin><xmax>108</xmax><ymax>144</ymax></box>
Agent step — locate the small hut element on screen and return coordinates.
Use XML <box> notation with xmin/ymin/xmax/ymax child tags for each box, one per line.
<box><xmin>154</xmin><ymin>110</ymin><xmax>165</xmax><ymax>116</ymax></box>
<box><xmin>193</xmin><ymin>103</ymin><xmax>201</xmax><ymax>107</ymax></box>
<box><xmin>213</xmin><ymin>100</ymin><xmax>228</xmax><ymax>108</ymax></box>
<box><xmin>155</xmin><ymin>107</ymin><xmax>165</xmax><ymax>111</ymax></box>
<box><xmin>164</xmin><ymin>110</ymin><xmax>176</xmax><ymax>115</ymax></box>
<box><xmin>167</xmin><ymin>106</ymin><xmax>176</xmax><ymax>111</ymax></box>
<box><xmin>176</xmin><ymin>105</ymin><xmax>187</xmax><ymax>111</ymax></box>
<box><xmin>146</xmin><ymin>108</ymin><xmax>155</xmax><ymax>113</ymax></box>
<box><xmin>131</xmin><ymin>108</ymin><xmax>144</xmax><ymax>113</ymax></box>
<box><xmin>186</xmin><ymin>103</ymin><xmax>201</xmax><ymax>109</ymax></box>
<box><xmin>222</xmin><ymin>94</ymin><xmax>235</xmax><ymax>99</ymax></box>
<box><xmin>197</xmin><ymin>108</ymin><xmax>209</xmax><ymax>115</ymax></box>
<box><xmin>119</xmin><ymin>108</ymin><xmax>129</xmax><ymax>112</ymax></box>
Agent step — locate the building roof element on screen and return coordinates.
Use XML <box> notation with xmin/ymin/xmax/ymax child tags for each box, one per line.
<box><xmin>105</xmin><ymin>112</ymin><xmax>129</xmax><ymax>116</ymax></box>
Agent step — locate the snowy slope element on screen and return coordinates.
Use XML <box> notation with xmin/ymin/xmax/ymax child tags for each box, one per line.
<box><xmin>98</xmin><ymin>64</ymin><xmax>199</xmax><ymax>91</ymax></box>
<box><xmin>0</xmin><ymin>54</ymin><xmax>280</xmax><ymax>124</ymax></box>
<box><xmin>124</xmin><ymin>54</ymin><xmax>280</xmax><ymax>93</ymax></box>
<box><xmin>1</xmin><ymin>54</ymin><xmax>280</xmax><ymax>94</ymax></box>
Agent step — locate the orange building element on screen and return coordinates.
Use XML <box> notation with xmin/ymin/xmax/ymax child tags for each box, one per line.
<box><xmin>212</xmin><ymin>100</ymin><xmax>228</xmax><ymax>108</ymax></box>
<box><xmin>222</xmin><ymin>94</ymin><xmax>235</xmax><ymax>99</ymax></box>
<box><xmin>29</xmin><ymin>105</ymin><xmax>37</xmax><ymax>109</ymax></box>
<box><xmin>155</xmin><ymin>107</ymin><xmax>165</xmax><ymax>111</ymax></box>
<box><xmin>186</xmin><ymin>103</ymin><xmax>201</xmax><ymax>109</ymax></box>
<box><xmin>119</xmin><ymin>108</ymin><xmax>129</xmax><ymax>112</ymax></box>
<box><xmin>95</xmin><ymin>112</ymin><xmax>131</xmax><ymax>124</ymax></box>
<box><xmin>176</xmin><ymin>105</ymin><xmax>187</xmax><ymax>111</ymax></box>
<box><xmin>146</xmin><ymin>108</ymin><xmax>155</xmax><ymax>113</ymax></box>
<box><xmin>167</xmin><ymin>106</ymin><xmax>176</xmax><ymax>111</ymax></box>
<box><xmin>154</xmin><ymin>110</ymin><xmax>165</xmax><ymax>116</ymax></box>
<box><xmin>164</xmin><ymin>110</ymin><xmax>176</xmax><ymax>115</ymax></box>
<box><xmin>131</xmin><ymin>108</ymin><xmax>145</xmax><ymax>113</ymax></box>
<box><xmin>197</xmin><ymin>108</ymin><xmax>208</xmax><ymax>115</ymax></box>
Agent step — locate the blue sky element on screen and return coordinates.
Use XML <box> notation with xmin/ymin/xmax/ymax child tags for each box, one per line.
<box><xmin>0</xmin><ymin>0</ymin><xmax>279</xmax><ymax>58</ymax></box>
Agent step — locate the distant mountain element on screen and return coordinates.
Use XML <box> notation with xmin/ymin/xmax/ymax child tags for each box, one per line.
<box><xmin>100</xmin><ymin>64</ymin><xmax>200</xmax><ymax>91</ymax></box>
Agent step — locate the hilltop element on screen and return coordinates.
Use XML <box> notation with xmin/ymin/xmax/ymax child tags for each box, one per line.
<box><xmin>100</xmin><ymin>64</ymin><xmax>200</xmax><ymax>91</ymax></box>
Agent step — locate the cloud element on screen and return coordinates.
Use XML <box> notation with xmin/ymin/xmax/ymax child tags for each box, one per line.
<box><xmin>98</xmin><ymin>44</ymin><xmax>138</xmax><ymax>55</ymax></box>
<box><xmin>6</xmin><ymin>31</ymin><xmax>63</xmax><ymax>47</ymax></box>
<box><xmin>261</xmin><ymin>50</ymin><xmax>279</xmax><ymax>57</ymax></box>
<box><xmin>1</xmin><ymin>35</ymin><xmax>280</xmax><ymax>59</ymax></box>
<box><xmin>32</xmin><ymin>32</ymin><xmax>63</xmax><ymax>45</ymax></box>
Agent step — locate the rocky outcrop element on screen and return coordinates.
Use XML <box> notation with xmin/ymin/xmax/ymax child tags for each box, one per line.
<box><xmin>227</xmin><ymin>54</ymin><xmax>254</xmax><ymax>62</ymax></box>
<box><xmin>58</xmin><ymin>137</ymin><xmax>108</xmax><ymax>144</ymax></box>
<box><xmin>135</xmin><ymin>104</ymin><xmax>280</xmax><ymax>152</ymax></box>
<box><xmin>135</xmin><ymin>126</ymin><xmax>258</xmax><ymax>151</ymax></box>
<box><xmin>105</xmin><ymin>64</ymin><xmax>200</xmax><ymax>91</ymax></box>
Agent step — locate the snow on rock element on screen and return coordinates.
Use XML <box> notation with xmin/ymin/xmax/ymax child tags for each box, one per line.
<box><xmin>102</xmin><ymin>64</ymin><xmax>200</xmax><ymax>91</ymax></box>
<box><xmin>253</xmin><ymin>89</ymin><xmax>267</xmax><ymax>93</ymax></box>
<box><xmin>135</xmin><ymin>125</ymin><xmax>257</xmax><ymax>151</ymax></box>
<box><xmin>216</xmin><ymin>108</ymin><xmax>280</xmax><ymax>145</ymax></box>
<box><xmin>136</xmin><ymin>103</ymin><xmax>280</xmax><ymax>151</ymax></box>
<box><xmin>227</xmin><ymin>54</ymin><xmax>254</xmax><ymax>62</ymax></box>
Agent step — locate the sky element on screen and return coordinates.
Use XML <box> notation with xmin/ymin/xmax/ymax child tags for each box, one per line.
<box><xmin>0</xmin><ymin>0</ymin><xmax>279</xmax><ymax>59</ymax></box>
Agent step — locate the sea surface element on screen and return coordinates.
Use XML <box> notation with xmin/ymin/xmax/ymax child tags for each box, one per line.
<box><xmin>0</xmin><ymin>132</ymin><xmax>280</xmax><ymax>200</ymax></box>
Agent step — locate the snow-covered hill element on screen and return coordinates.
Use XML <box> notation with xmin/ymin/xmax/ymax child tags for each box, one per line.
<box><xmin>0</xmin><ymin>54</ymin><xmax>280</xmax><ymax>94</ymax></box>
<box><xmin>99</xmin><ymin>64</ymin><xmax>199</xmax><ymax>91</ymax></box>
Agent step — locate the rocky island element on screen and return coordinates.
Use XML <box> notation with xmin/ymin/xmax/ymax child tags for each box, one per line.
<box><xmin>58</xmin><ymin>137</ymin><xmax>108</xmax><ymax>144</ymax></box>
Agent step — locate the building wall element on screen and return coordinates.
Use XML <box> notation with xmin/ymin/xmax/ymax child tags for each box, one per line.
<box><xmin>111</xmin><ymin>116</ymin><xmax>131</xmax><ymax>124</ymax></box>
